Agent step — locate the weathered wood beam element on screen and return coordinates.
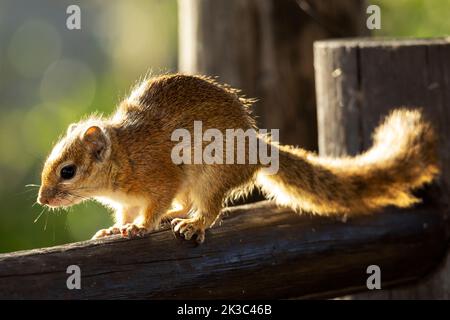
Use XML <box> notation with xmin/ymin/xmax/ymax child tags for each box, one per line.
<box><xmin>314</xmin><ymin>37</ymin><xmax>450</xmax><ymax>299</ymax></box>
<box><xmin>0</xmin><ymin>200</ymin><xmax>447</xmax><ymax>299</ymax></box>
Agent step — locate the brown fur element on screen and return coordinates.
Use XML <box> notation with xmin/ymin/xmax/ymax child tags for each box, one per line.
<box><xmin>38</xmin><ymin>74</ymin><xmax>440</xmax><ymax>242</ymax></box>
<box><xmin>258</xmin><ymin>109</ymin><xmax>439</xmax><ymax>215</ymax></box>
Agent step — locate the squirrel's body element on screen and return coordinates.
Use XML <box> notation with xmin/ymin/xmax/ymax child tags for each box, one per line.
<box><xmin>38</xmin><ymin>74</ymin><xmax>439</xmax><ymax>242</ymax></box>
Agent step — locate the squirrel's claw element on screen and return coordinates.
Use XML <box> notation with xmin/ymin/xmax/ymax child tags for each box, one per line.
<box><xmin>120</xmin><ymin>223</ymin><xmax>148</xmax><ymax>238</ymax></box>
<box><xmin>171</xmin><ymin>218</ymin><xmax>206</xmax><ymax>244</ymax></box>
<box><xmin>91</xmin><ymin>226</ymin><xmax>121</xmax><ymax>240</ymax></box>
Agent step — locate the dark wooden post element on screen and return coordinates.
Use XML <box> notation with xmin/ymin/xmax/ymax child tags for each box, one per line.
<box><xmin>178</xmin><ymin>0</ymin><xmax>367</xmax><ymax>149</ymax></box>
<box><xmin>314</xmin><ymin>38</ymin><xmax>450</xmax><ymax>299</ymax></box>
<box><xmin>0</xmin><ymin>202</ymin><xmax>446</xmax><ymax>299</ymax></box>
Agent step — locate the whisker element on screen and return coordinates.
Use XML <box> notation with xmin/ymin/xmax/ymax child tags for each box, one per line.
<box><xmin>64</xmin><ymin>211</ymin><xmax>69</xmax><ymax>231</ymax></box>
<box><xmin>60</xmin><ymin>191</ymin><xmax>90</xmax><ymax>201</ymax></box>
<box><xmin>15</xmin><ymin>188</ymin><xmax>38</xmax><ymax>196</ymax></box>
<box><xmin>71</xmin><ymin>194</ymin><xmax>90</xmax><ymax>201</ymax></box>
<box><xmin>44</xmin><ymin>211</ymin><xmax>49</xmax><ymax>231</ymax></box>
<box><xmin>53</xmin><ymin>216</ymin><xmax>56</xmax><ymax>242</ymax></box>
<box><xmin>34</xmin><ymin>207</ymin><xmax>46</xmax><ymax>223</ymax></box>
<box><xmin>25</xmin><ymin>184</ymin><xmax>41</xmax><ymax>188</ymax></box>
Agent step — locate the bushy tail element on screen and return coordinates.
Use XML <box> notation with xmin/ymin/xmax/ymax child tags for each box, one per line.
<box><xmin>256</xmin><ymin>109</ymin><xmax>439</xmax><ymax>216</ymax></box>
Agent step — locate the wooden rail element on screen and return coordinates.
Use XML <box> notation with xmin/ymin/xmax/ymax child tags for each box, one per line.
<box><xmin>0</xmin><ymin>200</ymin><xmax>447</xmax><ymax>299</ymax></box>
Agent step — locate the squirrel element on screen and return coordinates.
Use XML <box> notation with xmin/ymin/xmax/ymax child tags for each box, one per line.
<box><xmin>37</xmin><ymin>73</ymin><xmax>439</xmax><ymax>243</ymax></box>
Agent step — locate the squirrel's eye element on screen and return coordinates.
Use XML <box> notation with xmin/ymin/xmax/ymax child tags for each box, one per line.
<box><xmin>60</xmin><ymin>165</ymin><xmax>76</xmax><ymax>180</ymax></box>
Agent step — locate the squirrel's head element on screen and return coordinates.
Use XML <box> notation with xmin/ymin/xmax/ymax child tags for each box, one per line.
<box><xmin>38</xmin><ymin>121</ymin><xmax>112</xmax><ymax>208</ymax></box>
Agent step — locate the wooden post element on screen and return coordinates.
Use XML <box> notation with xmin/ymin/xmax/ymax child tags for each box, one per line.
<box><xmin>178</xmin><ymin>0</ymin><xmax>367</xmax><ymax>149</ymax></box>
<box><xmin>314</xmin><ymin>38</ymin><xmax>450</xmax><ymax>299</ymax></box>
<box><xmin>0</xmin><ymin>202</ymin><xmax>446</xmax><ymax>299</ymax></box>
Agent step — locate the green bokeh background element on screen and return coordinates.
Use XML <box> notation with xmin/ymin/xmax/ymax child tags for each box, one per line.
<box><xmin>0</xmin><ymin>0</ymin><xmax>448</xmax><ymax>253</ymax></box>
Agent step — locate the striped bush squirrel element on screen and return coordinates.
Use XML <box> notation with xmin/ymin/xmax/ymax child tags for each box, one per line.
<box><xmin>37</xmin><ymin>74</ymin><xmax>439</xmax><ymax>243</ymax></box>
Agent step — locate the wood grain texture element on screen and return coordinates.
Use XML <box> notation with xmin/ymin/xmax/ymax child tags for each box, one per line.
<box><xmin>314</xmin><ymin>38</ymin><xmax>450</xmax><ymax>299</ymax></box>
<box><xmin>0</xmin><ymin>201</ymin><xmax>446</xmax><ymax>299</ymax></box>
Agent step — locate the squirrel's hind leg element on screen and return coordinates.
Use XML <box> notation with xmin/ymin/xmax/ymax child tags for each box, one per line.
<box><xmin>162</xmin><ymin>193</ymin><xmax>193</xmax><ymax>223</ymax></box>
<box><xmin>171</xmin><ymin>188</ymin><xmax>223</xmax><ymax>244</ymax></box>
<box><xmin>171</xmin><ymin>200</ymin><xmax>221</xmax><ymax>244</ymax></box>
<box><xmin>171</xmin><ymin>165</ymin><xmax>253</xmax><ymax>243</ymax></box>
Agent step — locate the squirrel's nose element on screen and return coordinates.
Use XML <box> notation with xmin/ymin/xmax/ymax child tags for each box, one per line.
<box><xmin>37</xmin><ymin>195</ymin><xmax>49</xmax><ymax>205</ymax></box>
<box><xmin>37</xmin><ymin>188</ymin><xmax>53</xmax><ymax>205</ymax></box>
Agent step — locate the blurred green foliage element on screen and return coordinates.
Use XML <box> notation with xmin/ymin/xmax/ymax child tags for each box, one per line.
<box><xmin>372</xmin><ymin>0</ymin><xmax>450</xmax><ymax>37</ymax></box>
<box><xmin>0</xmin><ymin>0</ymin><xmax>178</xmax><ymax>252</ymax></box>
<box><xmin>0</xmin><ymin>0</ymin><xmax>448</xmax><ymax>253</ymax></box>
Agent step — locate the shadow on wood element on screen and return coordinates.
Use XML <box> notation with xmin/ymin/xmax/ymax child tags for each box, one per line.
<box><xmin>0</xmin><ymin>200</ymin><xmax>447</xmax><ymax>299</ymax></box>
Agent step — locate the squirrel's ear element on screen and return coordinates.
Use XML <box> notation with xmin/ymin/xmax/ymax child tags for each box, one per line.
<box><xmin>81</xmin><ymin>126</ymin><xmax>110</xmax><ymax>161</ymax></box>
<box><xmin>67</xmin><ymin>123</ymin><xmax>78</xmax><ymax>134</ymax></box>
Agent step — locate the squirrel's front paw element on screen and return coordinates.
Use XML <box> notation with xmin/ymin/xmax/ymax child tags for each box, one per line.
<box><xmin>171</xmin><ymin>218</ymin><xmax>206</xmax><ymax>243</ymax></box>
<box><xmin>120</xmin><ymin>223</ymin><xmax>148</xmax><ymax>238</ymax></box>
<box><xmin>91</xmin><ymin>226</ymin><xmax>121</xmax><ymax>239</ymax></box>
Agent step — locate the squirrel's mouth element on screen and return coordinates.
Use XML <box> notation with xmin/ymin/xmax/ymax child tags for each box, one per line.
<box><xmin>38</xmin><ymin>194</ymin><xmax>82</xmax><ymax>208</ymax></box>
<box><xmin>45</xmin><ymin>198</ymin><xmax>76</xmax><ymax>208</ymax></box>
<box><xmin>38</xmin><ymin>186</ymin><xmax>85</xmax><ymax>208</ymax></box>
